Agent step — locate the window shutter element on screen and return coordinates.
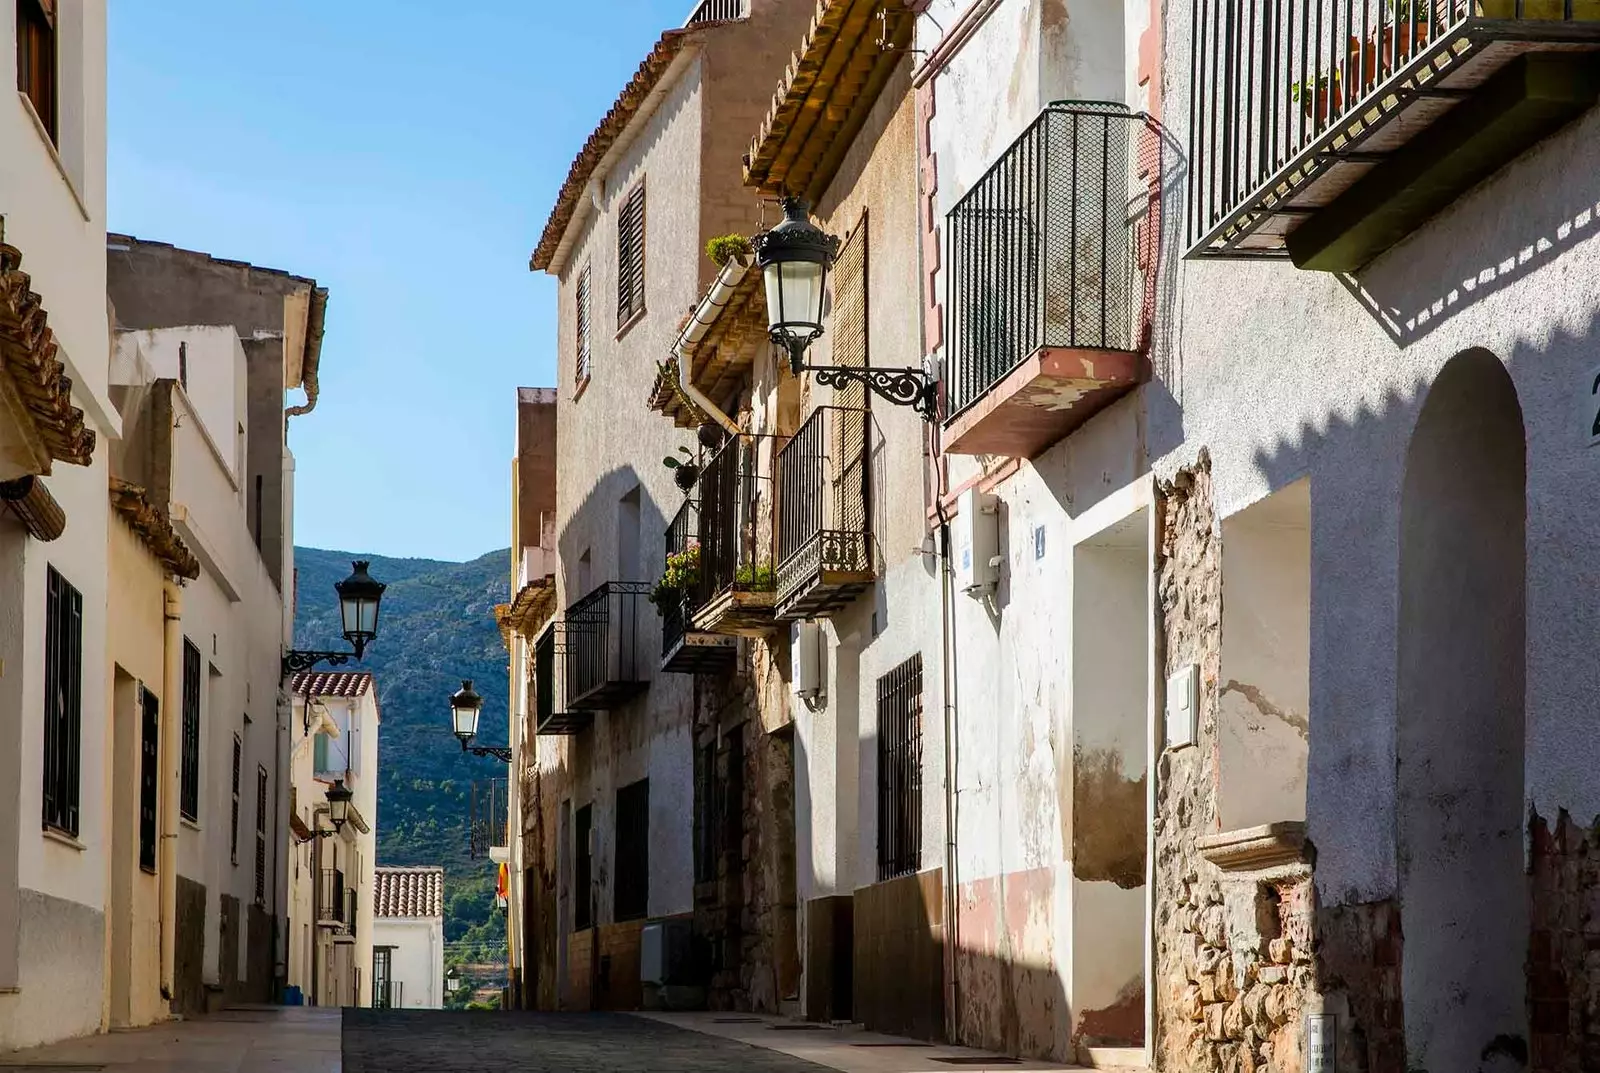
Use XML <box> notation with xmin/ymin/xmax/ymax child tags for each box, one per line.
<box><xmin>42</xmin><ymin>566</ymin><xmax>82</xmax><ymax>836</ymax></box>
<box><xmin>314</xmin><ymin>732</ymin><xmax>329</xmax><ymax>775</ymax></box>
<box><xmin>575</xmin><ymin>266</ymin><xmax>592</xmax><ymax>385</ymax></box>
<box><xmin>616</xmin><ymin>182</ymin><xmax>646</xmax><ymax>326</ymax></box>
<box><xmin>230</xmin><ymin>734</ymin><xmax>242</xmax><ymax>864</ymax></box>
<box><xmin>830</xmin><ymin>216</ymin><xmax>870</xmax><ymax>410</ymax></box>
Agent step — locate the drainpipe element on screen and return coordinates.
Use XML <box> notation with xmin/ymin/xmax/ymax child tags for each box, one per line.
<box><xmin>673</xmin><ymin>258</ymin><xmax>747</xmax><ymax>436</ymax></box>
<box><xmin>159</xmin><ymin>580</ymin><xmax>183</xmax><ymax>1008</ymax></box>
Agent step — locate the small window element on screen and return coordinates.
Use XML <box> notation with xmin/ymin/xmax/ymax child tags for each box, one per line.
<box><xmin>574</xmin><ymin>803</ymin><xmax>593</xmax><ymax>931</ymax></box>
<box><xmin>575</xmin><ymin>265</ymin><xmax>592</xmax><ymax>387</ymax></box>
<box><xmin>139</xmin><ymin>687</ymin><xmax>160</xmax><ymax>872</ymax></box>
<box><xmin>15</xmin><ymin>0</ymin><xmax>56</xmax><ymax>145</ymax></box>
<box><xmin>180</xmin><ymin>640</ymin><xmax>201</xmax><ymax>822</ymax></box>
<box><xmin>230</xmin><ymin>733</ymin><xmax>242</xmax><ymax>865</ymax></box>
<box><xmin>616</xmin><ymin>180</ymin><xmax>646</xmax><ymax>327</ymax></box>
<box><xmin>614</xmin><ymin>778</ymin><xmax>649</xmax><ymax>922</ymax></box>
<box><xmin>877</xmin><ymin>654</ymin><xmax>924</xmax><ymax>881</ymax></box>
<box><xmin>42</xmin><ymin>564</ymin><xmax>81</xmax><ymax>836</ymax></box>
<box><xmin>255</xmin><ymin>765</ymin><xmax>269</xmax><ymax>905</ymax></box>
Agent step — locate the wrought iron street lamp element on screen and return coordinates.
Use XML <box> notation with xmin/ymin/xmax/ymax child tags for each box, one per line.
<box><xmin>450</xmin><ymin>679</ymin><xmax>512</xmax><ymax>763</ymax></box>
<box><xmin>282</xmin><ymin>560</ymin><xmax>387</xmax><ymax>676</ymax></box>
<box><xmin>754</xmin><ymin>197</ymin><xmax>937</xmax><ymax>420</ymax></box>
<box><xmin>445</xmin><ymin>969</ymin><xmax>461</xmax><ymax>995</ymax></box>
<box><xmin>325</xmin><ymin>779</ymin><xmax>353</xmax><ymax>833</ymax></box>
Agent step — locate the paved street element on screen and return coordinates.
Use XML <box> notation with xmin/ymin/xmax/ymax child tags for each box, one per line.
<box><xmin>0</xmin><ymin>1006</ymin><xmax>339</xmax><ymax>1072</ymax></box>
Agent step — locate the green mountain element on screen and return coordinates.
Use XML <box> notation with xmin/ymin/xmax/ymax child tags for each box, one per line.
<box><xmin>292</xmin><ymin>546</ymin><xmax>513</xmax><ymax>974</ymax></box>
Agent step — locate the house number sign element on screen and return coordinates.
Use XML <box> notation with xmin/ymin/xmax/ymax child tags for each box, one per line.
<box><xmin>1307</xmin><ymin>1014</ymin><xmax>1336</xmax><ymax>1073</ymax></box>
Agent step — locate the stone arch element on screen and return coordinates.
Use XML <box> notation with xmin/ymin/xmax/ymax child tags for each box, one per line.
<box><xmin>1396</xmin><ymin>348</ymin><xmax>1527</xmax><ymax>1071</ymax></box>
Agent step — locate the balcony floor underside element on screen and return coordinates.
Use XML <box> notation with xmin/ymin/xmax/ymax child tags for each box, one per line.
<box><xmin>692</xmin><ymin>589</ymin><xmax>778</xmax><ymax>636</ymax></box>
<box><xmin>1192</xmin><ymin>21</ymin><xmax>1600</xmax><ymax>266</ymax></box>
<box><xmin>536</xmin><ymin>710</ymin><xmax>594</xmax><ymax>735</ymax></box>
<box><xmin>944</xmin><ymin>346</ymin><xmax>1144</xmax><ymax>459</ymax></box>
<box><xmin>776</xmin><ymin>569</ymin><xmax>875</xmax><ymax>620</ymax></box>
<box><xmin>661</xmin><ymin>631</ymin><xmax>738</xmax><ymax>674</ymax></box>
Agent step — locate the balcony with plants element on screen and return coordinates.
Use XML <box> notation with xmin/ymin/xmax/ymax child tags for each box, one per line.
<box><xmin>654</xmin><ymin>499</ymin><xmax>737</xmax><ymax>673</ymax></box>
<box><xmin>943</xmin><ymin>102</ymin><xmax>1157</xmax><ymax>459</ymax></box>
<box><xmin>775</xmin><ymin>405</ymin><xmax>878</xmax><ymax>620</ymax></box>
<box><xmin>692</xmin><ymin>436</ymin><xmax>779</xmax><ymax>637</ymax></box>
<box><xmin>1190</xmin><ymin>0</ymin><xmax>1600</xmax><ymax>269</ymax></box>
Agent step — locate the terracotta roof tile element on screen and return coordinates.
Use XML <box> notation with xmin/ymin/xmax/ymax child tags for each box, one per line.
<box><xmin>290</xmin><ymin>671</ymin><xmax>374</xmax><ymax>698</ymax></box>
<box><xmin>374</xmin><ymin>866</ymin><xmax>444</xmax><ymax>919</ymax></box>
<box><xmin>0</xmin><ymin>243</ymin><xmax>95</xmax><ymax>470</ymax></box>
<box><xmin>110</xmin><ymin>478</ymin><xmax>200</xmax><ymax>579</ymax></box>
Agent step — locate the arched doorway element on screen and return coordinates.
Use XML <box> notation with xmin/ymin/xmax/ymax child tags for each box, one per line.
<box><xmin>1397</xmin><ymin>349</ymin><xmax>1527</xmax><ymax>1071</ymax></box>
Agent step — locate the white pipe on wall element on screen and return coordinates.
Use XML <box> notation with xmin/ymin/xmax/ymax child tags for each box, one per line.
<box><xmin>158</xmin><ymin>580</ymin><xmax>182</xmax><ymax>1006</ymax></box>
<box><xmin>673</xmin><ymin>257</ymin><xmax>749</xmax><ymax>435</ymax></box>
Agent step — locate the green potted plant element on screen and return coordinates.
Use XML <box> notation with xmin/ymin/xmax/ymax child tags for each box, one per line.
<box><xmin>650</xmin><ymin>543</ymin><xmax>702</xmax><ymax>608</ymax></box>
<box><xmin>662</xmin><ymin>446</ymin><xmax>700</xmax><ymax>492</ymax></box>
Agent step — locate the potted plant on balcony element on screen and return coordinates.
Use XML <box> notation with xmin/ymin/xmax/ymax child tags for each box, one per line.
<box><xmin>1290</xmin><ymin>2</ymin><xmax>1439</xmax><ymax>121</ymax></box>
<box><xmin>734</xmin><ymin>562</ymin><xmax>776</xmax><ymax>592</ymax></box>
<box><xmin>662</xmin><ymin>446</ymin><xmax>700</xmax><ymax>493</ymax></box>
<box><xmin>650</xmin><ymin>543</ymin><xmax>701</xmax><ymax>610</ymax></box>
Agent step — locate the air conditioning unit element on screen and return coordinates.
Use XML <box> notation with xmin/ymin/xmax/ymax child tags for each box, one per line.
<box><xmin>640</xmin><ymin>918</ymin><xmax>695</xmax><ymax>986</ymax></box>
<box><xmin>791</xmin><ymin>621</ymin><xmax>826</xmax><ymax>706</ymax></box>
<box><xmin>953</xmin><ymin>488</ymin><xmax>1000</xmax><ymax>596</ymax></box>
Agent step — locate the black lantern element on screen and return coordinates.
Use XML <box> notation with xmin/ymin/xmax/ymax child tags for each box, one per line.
<box><xmin>335</xmin><ymin>560</ymin><xmax>386</xmax><ymax>658</ymax></box>
<box><xmin>754</xmin><ymin>198</ymin><xmax>938</xmax><ymax>419</ymax></box>
<box><xmin>325</xmin><ymin>779</ymin><xmax>353</xmax><ymax>833</ymax></box>
<box><xmin>445</xmin><ymin>968</ymin><xmax>460</xmax><ymax>994</ymax></box>
<box><xmin>754</xmin><ymin>197</ymin><xmax>840</xmax><ymax>373</ymax></box>
<box><xmin>451</xmin><ymin>680</ymin><xmax>484</xmax><ymax>746</ymax></box>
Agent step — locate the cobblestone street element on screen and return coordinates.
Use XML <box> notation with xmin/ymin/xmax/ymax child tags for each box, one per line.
<box><xmin>340</xmin><ymin>1010</ymin><xmax>831</xmax><ymax>1073</ymax></box>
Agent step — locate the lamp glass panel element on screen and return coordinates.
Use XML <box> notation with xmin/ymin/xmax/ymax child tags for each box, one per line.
<box><xmin>452</xmin><ymin>699</ymin><xmax>480</xmax><ymax>739</ymax></box>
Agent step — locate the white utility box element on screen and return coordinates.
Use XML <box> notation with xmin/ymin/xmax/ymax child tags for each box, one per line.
<box><xmin>953</xmin><ymin>487</ymin><xmax>1000</xmax><ymax>595</ymax></box>
<box><xmin>791</xmin><ymin>621</ymin><xmax>825</xmax><ymax>704</ymax></box>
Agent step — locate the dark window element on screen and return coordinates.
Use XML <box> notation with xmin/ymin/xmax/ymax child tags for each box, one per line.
<box><xmin>575</xmin><ymin>265</ymin><xmax>592</xmax><ymax>386</ymax></box>
<box><xmin>178</xmin><ymin>341</ymin><xmax>188</xmax><ymax>392</ymax></box>
<box><xmin>574</xmin><ymin>803</ymin><xmax>593</xmax><ymax>931</ymax></box>
<box><xmin>372</xmin><ymin>947</ymin><xmax>394</xmax><ymax>1009</ymax></box>
<box><xmin>615</xmin><ymin>181</ymin><xmax>646</xmax><ymax>326</ymax></box>
<box><xmin>695</xmin><ymin>732</ymin><xmax>744</xmax><ymax>885</ymax></box>
<box><xmin>253</xmin><ymin>475</ymin><xmax>263</xmax><ymax>550</ymax></box>
<box><xmin>614</xmin><ymin>778</ymin><xmax>649</xmax><ymax>922</ymax></box>
<box><xmin>41</xmin><ymin>565</ymin><xmax>81</xmax><ymax>836</ymax></box>
<box><xmin>230</xmin><ymin>733</ymin><xmax>242</xmax><ymax>864</ymax></box>
<box><xmin>15</xmin><ymin>0</ymin><xmax>56</xmax><ymax>144</ymax></box>
<box><xmin>877</xmin><ymin>654</ymin><xmax>924</xmax><ymax>881</ymax></box>
<box><xmin>180</xmin><ymin>640</ymin><xmax>201</xmax><ymax>822</ymax></box>
<box><xmin>139</xmin><ymin>687</ymin><xmax>159</xmax><ymax>872</ymax></box>
<box><xmin>255</xmin><ymin>765</ymin><xmax>268</xmax><ymax>905</ymax></box>
<box><xmin>693</xmin><ymin>742</ymin><xmax>715</xmax><ymax>884</ymax></box>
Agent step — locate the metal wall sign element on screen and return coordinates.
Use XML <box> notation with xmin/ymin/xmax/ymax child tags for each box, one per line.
<box><xmin>1308</xmin><ymin>1013</ymin><xmax>1337</xmax><ymax>1073</ymax></box>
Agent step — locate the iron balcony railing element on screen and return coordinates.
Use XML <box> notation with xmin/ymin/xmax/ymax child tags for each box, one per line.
<box><xmin>470</xmin><ymin>777</ymin><xmax>508</xmax><ymax>860</ymax></box>
<box><xmin>945</xmin><ymin>101</ymin><xmax>1151</xmax><ymax>419</ymax></box>
<box><xmin>661</xmin><ymin>499</ymin><xmax>700</xmax><ymax>658</ymax></box>
<box><xmin>776</xmin><ymin>406</ymin><xmax>876</xmax><ymax>612</ymax></box>
<box><xmin>374</xmin><ymin>980</ymin><xmax>402</xmax><ymax>1010</ymax></box>
<box><xmin>345</xmin><ymin>888</ymin><xmax>358</xmax><ymax>940</ymax></box>
<box><xmin>316</xmin><ymin>868</ymin><xmax>345</xmax><ymax>925</ymax></box>
<box><xmin>684</xmin><ymin>0</ymin><xmax>744</xmax><ymax>24</ymax></box>
<box><xmin>565</xmin><ymin>581</ymin><xmax>651</xmax><ymax>709</ymax></box>
<box><xmin>698</xmin><ymin>437</ymin><xmax>774</xmax><ymax>606</ymax></box>
<box><xmin>1187</xmin><ymin>0</ymin><xmax>1600</xmax><ymax>253</ymax></box>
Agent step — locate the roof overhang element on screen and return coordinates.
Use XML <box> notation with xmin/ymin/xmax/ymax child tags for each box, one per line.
<box><xmin>495</xmin><ymin>575</ymin><xmax>558</xmax><ymax>648</ymax></box>
<box><xmin>110</xmin><ymin>477</ymin><xmax>200</xmax><ymax>579</ymax></box>
<box><xmin>743</xmin><ymin>0</ymin><xmax>914</xmax><ymax>201</ymax></box>
<box><xmin>648</xmin><ymin>258</ymin><xmax>770</xmax><ymax>427</ymax></box>
<box><xmin>0</xmin><ymin>475</ymin><xmax>64</xmax><ymax>541</ymax></box>
<box><xmin>0</xmin><ymin>242</ymin><xmax>96</xmax><ymax>476</ymax></box>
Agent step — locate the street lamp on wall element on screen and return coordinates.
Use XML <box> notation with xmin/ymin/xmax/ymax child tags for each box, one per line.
<box><xmin>282</xmin><ymin>560</ymin><xmax>388</xmax><ymax>676</ymax></box>
<box><xmin>754</xmin><ymin>197</ymin><xmax>938</xmax><ymax>420</ymax></box>
<box><xmin>325</xmin><ymin>779</ymin><xmax>353</xmax><ymax>833</ymax></box>
<box><xmin>450</xmin><ymin>679</ymin><xmax>512</xmax><ymax>763</ymax></box>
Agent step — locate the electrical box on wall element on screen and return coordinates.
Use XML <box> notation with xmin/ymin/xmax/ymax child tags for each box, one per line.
<box><xmin>1165</xmin><ymin>664</ymin><xmax>1198</xmax><ymax>749</ymax></box>
<box><xmin>953</xmin><ymin>488</ymin><xmax>1000</xmax><ymax>596</ymax></box>
<box><xmin>791</xmin><ymin>621</ymin><xmax>826</xmax><ymax>706</ymax></box>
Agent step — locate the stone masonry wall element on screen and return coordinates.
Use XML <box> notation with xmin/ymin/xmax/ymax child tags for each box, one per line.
<box><xmin>1528</xmin><ymin>808</ymin><xmax>1600</xmax><ymax>1072</ymax></box>
<box><xmin>1154</xmin><ymin>457</ymin><xmax>1404</xmax><ymax>1073</ymax></box>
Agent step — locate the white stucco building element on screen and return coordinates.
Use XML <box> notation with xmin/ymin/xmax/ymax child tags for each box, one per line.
<box><xmin>371</xmin><ymin>866</ymin><xmax>445</xmax><ymax>1010</ymax></box>
<box><xmin>287</xmin><ymin>671</ymin><xmax>379</xmax><ymax>1008</ymax></box>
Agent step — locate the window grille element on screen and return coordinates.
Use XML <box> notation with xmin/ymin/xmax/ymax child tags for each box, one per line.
<box><xmin>614</xmin><ymin>779</ymin><xmax>650</xmax><ymax>922</ymax></box>
<box><xmin>230</xmin><ymin>733</ymin><xmax>242</xmax><ymax>865</ymax></box>
<box><xmin>180</xmin><ymin>640</ymin><xmax>201</xmax><ymax>822</ymax></box>
<box><xmin>139</xmin><ymin>687</ymin><xmax>159</xmax><ymax>872</ymax></box>
<box><xmin>616</xmin><ymin>181</ymin><xmax>647</xmax><ymax>326</ymax></box>
<box><xmin>876</xmin><ymin>654</ymin><xmax>924</xmax><ymax>881</ymax></box>
<box><xmin>255</xmin><ymin>765</ymin><xmax>269</xmax><ymax>905</ymax></box>
<box><xmin>42</xmin><ymin>564</ymin><xmax>81</xmax><ymax>836</ymax></box>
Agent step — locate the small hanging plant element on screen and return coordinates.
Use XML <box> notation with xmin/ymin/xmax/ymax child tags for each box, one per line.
<box><xmin>650</xmin><ymin>543</ymin><xmax>701</xmax><ymax>608</ymax></box>
<box><xmin>706</xmin><ymin>234</ymin><xmax>753</xmax><ymax>268</ymax></box>
<box><xmin>662</xmin><ymin>446</ymin><xmax>700</xmax><ymax>492</ymax></box>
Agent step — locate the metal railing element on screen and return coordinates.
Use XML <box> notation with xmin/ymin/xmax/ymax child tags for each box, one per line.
<box><xmin>776</xmin><ymin>407</ymin><xmax>875</xmax><ymax>604</ymax></box>
<box><xmin>684</xmin><ymin>0</ymin><xmax>744</xmax><ymax>24</ymax></box>
<box><xmin>698</xmin><ymin>437</ymin><xmax>774</xmax><ymax>606</ymax></box>
<box><xmin>1187</xmin><ymin>0</ymin><xmax>1598</xmax><ymax>250</ymax></box>
<box><xmin>373</xmin><ymin>979</ymin><xmax>402</xmax><ymax>1010</ymax></box>
<box><xmin>661</xmin><ymin>499</ymin><xmax>700</xmax><ymax>657</ymax></box>
<box><xmin>316</xmin><ymin>868</ymin><xmax>345</xmax><ymax>924</ymax></box>
<box><xmin>470</xmin><ymin>777</ymin><xmax>508</xmax><ymax>860</ymax></box>
<box><xmin>565</xmin><ymin>581</ymin><xmax>651</xmax><ymax>708</ymax></box>
<box><xmin>345</xmin><ymin>888</ymin><xmax>358</xmax><ymax>940</ymax></box>
<box><xmin>533</xmin><ymin>620</ymin><xmax>564</xmax><ymax>731</ymax></box>
<box><xmin>945</xmin><ymin>102</ymin><xmax>1150</xmax><ymax>419</ymax></box>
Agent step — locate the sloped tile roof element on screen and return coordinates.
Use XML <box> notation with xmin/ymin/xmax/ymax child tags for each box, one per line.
<box><xmin>0</xmin><ymin>242</ymin><xmax>95</xmax><ymax>470</ymax></box>
<box><xmin>290</xmin><ymin>671</ymin><xmax>374</xmax><ymax>698</ymax></box>
<box><xmin>374</xmin><ymin>866</ymin><xmax>444</xmax><ymax>919</ymax></box>
<box><xmin>110</xmin><ymin>478</ymin><xmax>200</xmax><ymax>579</ymax></box>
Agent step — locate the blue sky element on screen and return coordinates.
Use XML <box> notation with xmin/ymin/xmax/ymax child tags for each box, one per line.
<box><xmin>108</xmin><ymin>0</ymin><xmax>693</xmax><ymax>562</ymax></box>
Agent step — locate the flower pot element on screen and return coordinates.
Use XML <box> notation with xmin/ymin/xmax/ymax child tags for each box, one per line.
<box><xmin>1477</xmin><ymin>0</ymin><xmax>1600</xmax><ymax>18</ymax></box>
<box><xmin>674</xmin><ymin>464</ymin><xmax>700</xmax><ymax>492</ymax></box>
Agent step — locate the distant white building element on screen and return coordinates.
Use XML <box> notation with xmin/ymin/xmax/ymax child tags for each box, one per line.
<box><xmin>371</xmin><ymin>867</ymin><xmax>445</xmax><ymax>1010</ymax></box>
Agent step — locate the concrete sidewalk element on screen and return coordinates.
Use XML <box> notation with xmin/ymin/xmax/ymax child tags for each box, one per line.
<box><xmin>635</xmin><ymin>1011</ymin><xmax>1104</xmax><ymax>1073</ymax></box>
<box><xmin>0</xmin><ymin>1006</ymin><xmax>340</xmax><ymax>1072</ymax></box>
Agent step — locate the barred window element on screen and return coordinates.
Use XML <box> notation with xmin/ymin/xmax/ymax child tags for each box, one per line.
<box><xmin>255</xmin><ymin>765</ymin><xmax>269</xmax><ymax>905</ymax></box>
<box><xmin>180</xmin><ymin>640</ymin><xmax>201</xmax><ymax>822</ymax></box>
<box><xmin>616</xmin><ymin>180</ymin><xmax>646</xmax><ymax>327</ymax></box>
<box><xmin>877</xmin><ymin>654</ymin><xmax>923</xmax><ymax>881</ymax></box>
<box><xmin>42</xmin><ymin>564</ymin><xmax>81</xmax><ymax>836</ymax></box>
<box><xmin>230</xmin><ymin>733</ymin><xmax>242</xmax><ymax>865</ymax></box>
<box><xmin>139</xmin><ymin>687</ymin><xmax>160</xmax><ymax>872</ymax></box>
<box><xmin>575</xmin><ymin>265</ymin><xmax>592</xmax><ymax>386</ymax></box>
<box><xmin>16</xmin><ymin>0</ymin><xmax>57</xmax><ymax>144</ymax></box>
<box><xmin>614</xmin><ymin>778</ymin><xmax>650</xmax><ymax>922</ymax></box>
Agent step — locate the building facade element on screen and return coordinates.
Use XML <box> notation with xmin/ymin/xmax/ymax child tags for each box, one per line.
<box><xmin>287</xmin><ymin>671</ymin><xmax>379</xmax><ymax>1009</ymax></box>
<box><xmin>371</xmin><ymin>866</ymin><xmax>446</xmax><ymax>1011</ymax></box>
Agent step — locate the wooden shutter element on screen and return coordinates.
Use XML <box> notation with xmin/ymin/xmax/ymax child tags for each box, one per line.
<box><xmin>16</xmin><ymin>0</ymin><xmax>57</xmax><ymax>144</ymax></box>
<box><xmin>616</xmin><ymin>181</ymin><xmax>647</xmax><ymax>326</ymax></box>
<box><xmin>230</xmin><ymin>734</ymin><xmax>242</xmax><ymax>864</ymax></box>
<box><xmin>255</xmin><ymin>766</ymin><xmax>269</xmax><ymax>904</ymax></box>
<box><xmin>830</xmin><ymin>214</ymin><xmax>869</xmax><ymax>410</ymax></box>
<box><xmin>139</xmin><ymin>688</ymin><xmax>160</xmax><ymax>872</ymax></box>
<box><xmin>575</xmin><ymin>266</ymin><xmax>592</xmax><ymax>385</ymax></box>
<box><xmin>181</xmin><ymin>641</ymin><xmax>201</xmax><ymax>821</ymax></box>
